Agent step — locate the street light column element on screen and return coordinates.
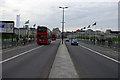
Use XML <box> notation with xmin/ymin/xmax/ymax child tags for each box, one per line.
<box><xmin>62</xmin><ymin>8</ymin><xmax>65</xmax><ymax>44</ymax></box>
<box><xmin>59</xmin><ymin>6</ymin><xmax>68</xmax><ymax>44</ymax></box>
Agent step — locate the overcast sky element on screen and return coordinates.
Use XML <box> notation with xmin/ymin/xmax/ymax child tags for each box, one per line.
<box><xmin>0</xmin><ymin>0</ymin><xmax>119</xmax><ymax>32</ymax></box>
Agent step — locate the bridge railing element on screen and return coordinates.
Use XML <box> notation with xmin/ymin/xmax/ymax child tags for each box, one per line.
<box><xmin>2</xmin><ymin>39</ymin><xmax>36</xmax><ymax>49</ymax></box>
<box><xmin>78</xmin><ymin>39</ymin><xmax>120</xmax><ymax>52</ymax></box>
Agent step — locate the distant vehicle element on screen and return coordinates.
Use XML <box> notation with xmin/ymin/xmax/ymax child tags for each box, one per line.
<box><xmin>52</xmin><ymin>33</ymin><xmax>56</xmax><ymax>41</ymax></box>
<box><xmin>37</xmin><ymin>26</ymin><xmax>52</xmax><ymax>45</ymax></box>
<box><xmin>65</xmin><ymin>38</ymin><xmax>69</xmax><ymax>42</ymax></box>
<box><xmin>71</xmin><ymin>39</ymin><xmax>79</xmax><ymax>46</ymax></box>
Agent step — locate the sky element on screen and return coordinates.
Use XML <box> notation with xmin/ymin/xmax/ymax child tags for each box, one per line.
<box><xmin>0</xmin><ymin>0</ymin><xmax>119</xmax><ymax>32</ymax></box>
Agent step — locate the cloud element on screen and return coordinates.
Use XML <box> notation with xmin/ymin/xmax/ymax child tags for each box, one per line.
<box><xmin>63</xmin><ymin>2</ymin><xmax>118</xmax><ymax>31</ymax></box>
<box><xmin>0</xmin><ymin>0</ymin><xmax>118</xmax><ymax>32</ymax></box>
<box><xmin>0</xmin><ymin>0</ymin><xmax>6</xmax><ymax>7</ymax></box>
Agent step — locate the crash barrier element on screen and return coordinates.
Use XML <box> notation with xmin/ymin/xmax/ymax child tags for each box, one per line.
<box><xmin>78</xmin><ymin>39</ymin><xmax>120</xmax><ymax>52</ymax></box>
<box><xmin>2</xmin><ymin>39</ymin><xmax>36</xmax><ymax>49</ymax></box>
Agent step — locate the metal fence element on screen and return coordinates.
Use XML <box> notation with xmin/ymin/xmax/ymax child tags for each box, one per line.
<box><xmin>2</xmin><ymin>39</ymin><xmax>36</xmax><ymax>49</ymax></box>
<box><xmin>78</xmin><ymin>39</ymin><xmax>120</xmax><ymax>52</ymax></box>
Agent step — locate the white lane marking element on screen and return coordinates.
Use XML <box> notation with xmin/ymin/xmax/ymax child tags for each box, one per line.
<box><xmin>79</xmin><ymin>44</ymin><xmax>120</xmax><ymax>64</ymax></box>
<box><xmin>0</xmin><ymin>46</ymin><xmax>43</xmax><ymax>64</ymax></box>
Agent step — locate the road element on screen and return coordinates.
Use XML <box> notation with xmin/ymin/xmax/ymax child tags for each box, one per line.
<box><xmin>1</xmin><ymin>40</ymin><xmax>119</xmax><ymax>78</ymax></box>
<box><xmin>2</xmin><ymin>40</ymin><xmax>60</xmax><ymax>78</ymax></box>
<box><xmin>65</xmin><ymin>41</ymin><xmax>119</xmax><ymax>78</ymax></box>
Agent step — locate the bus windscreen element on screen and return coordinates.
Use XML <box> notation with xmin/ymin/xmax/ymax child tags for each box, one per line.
<box><xmin>38</xmin><ymin>27</ymin><xmax>46</xmax><ymax>32</ymax></box>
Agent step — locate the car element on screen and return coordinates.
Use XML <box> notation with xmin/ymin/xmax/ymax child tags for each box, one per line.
<box><xmin>65</xmin><ymin>38</ymin><xmax>69</xmax><ymax>42</ymax></box>
<box><xmin>71</xmin><ymin>39</ymin><xmax>79</xmax><ymax>46</ymax></box>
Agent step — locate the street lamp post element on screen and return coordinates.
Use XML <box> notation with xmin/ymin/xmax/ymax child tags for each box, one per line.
<box><xmin>59</xmin><ymin>6</ymin><xmax>68</xmax><ymax>44</ymax></box>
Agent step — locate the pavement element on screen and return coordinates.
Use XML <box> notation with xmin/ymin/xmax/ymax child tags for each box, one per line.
<box><xmin>49</xmin><ymin>41</ymin><xmax>79</xmax><ymax>78</ymax></box>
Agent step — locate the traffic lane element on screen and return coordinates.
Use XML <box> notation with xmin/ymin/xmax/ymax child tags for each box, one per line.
<box><xmin>66</xmin><ymin>42</ymin><xmax>118</xmax><ymax>78</ymax></box>
<box><xmin>2</xmin><ymin>43</ymin><xmax>39</xmax><ymax>60</ymax></box>
<box><xmin>2</xmin><ymin>40</ymin><xmax>60</xmax><ymax>78</ymax></box>
<box><xmin>78</xmin><ymin>41</ymin><xmax>118</xmax><ymax>60</ymax></box>
<box><xmin>65</xmin><ymin>42</ymin><xmax>118</xmax><ymax>78</ymax></box>
<box><xmin>2</xmin><ymin>40</ymin><xmax>57</xmax><ymax>60</ymax></box>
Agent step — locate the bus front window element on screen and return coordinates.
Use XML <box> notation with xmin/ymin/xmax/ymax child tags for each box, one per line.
<box><xmin>38</xmin><ymin>28</ymin><xmax>46</xmax><ymax>32</ymax></box>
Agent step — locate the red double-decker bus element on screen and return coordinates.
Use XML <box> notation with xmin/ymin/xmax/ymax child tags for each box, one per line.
<box><xmin>52</xmin><ymin>33</ymin><xmax>56</xmax><ymax>41</ymax></box>
<box><xmin>37</xmin><ymin>26</ymin><xmax>52</xmax><ymax>45</ymax></box>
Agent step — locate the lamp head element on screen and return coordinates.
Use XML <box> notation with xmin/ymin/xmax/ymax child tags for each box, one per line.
<box><xmin>59</xmin><ymin>6</ymin><xmax>68</xmax><ymax>9</ymax></box>
<box><xmin>59</xmin><ymin>7</ymin><xmax>62</xmax><ymax>8</ymax></box>
<box><xmin>65</xmin><ymin>7</ymin><xmax>68</xmax><ymax>8</ymax></box>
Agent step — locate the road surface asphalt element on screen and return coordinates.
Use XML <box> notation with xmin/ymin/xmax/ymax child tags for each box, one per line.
<box><xmin>65</xmin><ymin>41</ymin><xmax>119</xmax><ymax>78</ymax></box>
<box><xmin>2</xmin><ymin>40</ymin><xmax>60</xmax><ymax>78</ymax></box>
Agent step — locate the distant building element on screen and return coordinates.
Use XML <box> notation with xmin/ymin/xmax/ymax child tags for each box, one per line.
<box><xmin>29</xmin><ymin>28</ymin><xmax>37</xmax><ymax>36</ymax></box>
<box><xmin>23</xmin><ymin>25</ymin><xmax>29</xmax><ymax>29</ymax></box>
<box><xmin>14</xmin><ymin>28</ymin><xmax>19</xmax><ymax>35</ymax></box>
<box><xmin>67</xmin><ymin>29</ymin><xmax>103</xmax><ymax>39</ymax></box>
<box><xmin>64</xmin><ymin>31</ymin><xmax>72</xmax><ymax>38</ymax></box>
<box><xmin>19</xmin><ymin>28</ymin><xmax>28</xmax><ymax>37</ymax></box>
<box><xmin>105</xmin><ymin>29</ymin><xmax>111</xmax><ymax>34</ymax></box>
<box><xmin>14</xmin><ymin>27</ymin><xmax>37</xmax><ymax>38</ymax></box>
<box><xmin>105</xmin><ymin>29</ymin><xmax>120</xmax><ymax>38</ymax></box>
<box><xmin>63</xmin><ymin>29</ymin><xmax>119</xmax><ymax>40</ymax></box>
<box><xmin>86</xmin><ymin>29</ymin><xmax>94</xmax><ymax>35</ymax></box>
<box><xmin>106</xmin><ymin>29</ymin><xmax>120</xmax><ymax>34</ymax></box>
<box><xmin>52</xmin><ymin>28</ymin><xmax>61</xmax><ymax>38</ymax></box>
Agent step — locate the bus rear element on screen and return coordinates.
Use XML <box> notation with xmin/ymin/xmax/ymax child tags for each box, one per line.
<box><xmin>52</xmin><ymin>33</ymin><xmax>56</xmax><ymax>41</ymax></box>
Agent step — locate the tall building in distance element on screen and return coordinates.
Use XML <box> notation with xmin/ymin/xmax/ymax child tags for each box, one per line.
<box><xmin>52</xmin><ymin>28</ymin><xmax>61</xmax><ymax>39</ymax></box>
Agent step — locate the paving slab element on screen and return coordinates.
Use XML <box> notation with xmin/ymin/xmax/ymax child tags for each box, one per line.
<box><xmin>49</xmin><ymin>41</ymin><xmax>79</xmax><ymax>78</ymax></box>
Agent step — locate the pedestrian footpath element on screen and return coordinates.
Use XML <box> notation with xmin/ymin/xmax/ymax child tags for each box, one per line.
<box><xmin>49</xmin><ymin>41</ymin><xmax>79</xmax><ymax>78</ymax></box>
